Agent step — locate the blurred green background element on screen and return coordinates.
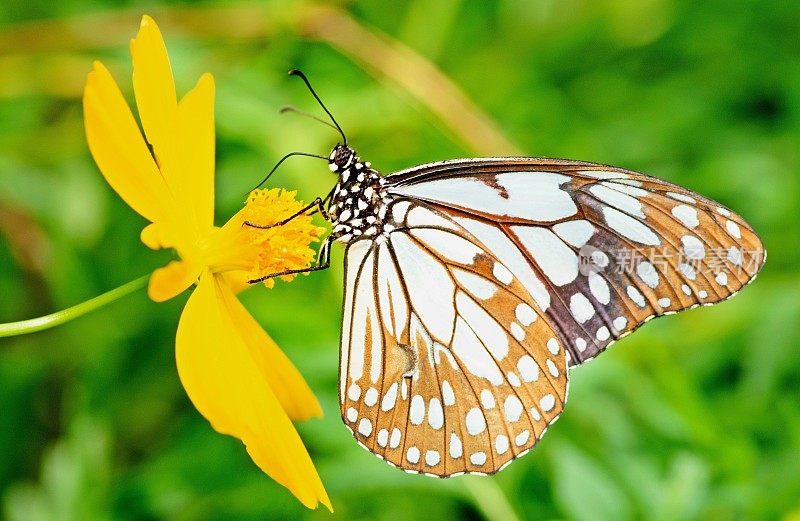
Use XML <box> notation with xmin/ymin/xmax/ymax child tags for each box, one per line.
<box><xmin>1</xmin><ymin>1</ymin><xmax>798</xmax><ymax>519</ymax></box>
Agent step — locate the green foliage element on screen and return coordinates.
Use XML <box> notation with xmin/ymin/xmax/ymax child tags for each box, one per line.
<box><xmin>1</xmin><ymin>0</ymin><xmax>798</xmax><ymax>519</ymax></box>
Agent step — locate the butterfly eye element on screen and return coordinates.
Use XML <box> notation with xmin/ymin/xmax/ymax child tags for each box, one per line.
<box><xmin>331</xmin><ymin>144</ymin><xmax>356</xmax><ymax>171</ymax></box>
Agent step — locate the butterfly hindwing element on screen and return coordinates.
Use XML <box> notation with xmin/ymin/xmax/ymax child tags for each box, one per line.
<box><xmin>339</xmin><ymin>200</ymin><xmax>568</xmax><ymax>476</ymax></box>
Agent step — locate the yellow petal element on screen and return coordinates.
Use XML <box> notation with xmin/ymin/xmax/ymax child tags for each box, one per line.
<box><xmin>83</xmin><ymin>60</ymin><xmax>168</xmax><ymax>224</ymax></box>
<box><xmin>176</xmin><ymin>273</ymin><xmax>331</xmax><ymax>510</ymax></box>
<box><xmin>130</xmin><ymin>15</ymin><xmax>178</xmax><ymax>176</ymax></box>
<box><xmin>218</xmin><ymin>277</ymin><xmax>323</xmax><ymax>421</ymax></box>
<box><xmin>219</xmin><ymin>270</ymin><xmax>251</xmax><ymax>294</ymax></box>
<box><xmin>148</xmin><ymin>260</ymin><xmax>199</xmax><ymax>302</ymax></box>
<box><xmin>140</xmin><ymin>222</ymin><xmax>174</xmax><ymax>250</ymax></box>
<box><xmin>176</xmin><ymin>73</ymin><xmax>216</xmax><ymax>230</ymax></box>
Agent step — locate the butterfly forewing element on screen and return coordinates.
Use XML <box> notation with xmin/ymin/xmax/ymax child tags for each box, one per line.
<box><xmin>387</xmin><ymin>159</ymin><xmax>765</xmax><ymax>366</ymax></box>
<box><xmin>339</xmin><ymin>200</ymin><xmax>568</xmax><ymax>476</ymax></box>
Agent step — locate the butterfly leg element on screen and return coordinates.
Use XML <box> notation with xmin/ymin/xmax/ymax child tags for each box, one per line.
<box><xmin>244</xmin><ymin>197</ymin><xmax>329</xmax><ymax>230</ymax></box>
<box><xmin>247</xmin><ymin>236</ymin><xmax>333</xmax><ymax>284</ymax></box>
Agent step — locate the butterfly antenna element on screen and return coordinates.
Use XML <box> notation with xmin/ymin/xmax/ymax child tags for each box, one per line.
<box><xmin>288</xmin><ymin>69</ymin><xmax>348</xmax><ymax>145</ymax></box>
<box><xmin>249</xmin><ymin>151</ymin><xmax>327</xmax><ymax>194</ymax></box>
<box><xmin>279</xmin><ymin>105</ymin><xmax>339</xmax><ymax>132</ymax></box>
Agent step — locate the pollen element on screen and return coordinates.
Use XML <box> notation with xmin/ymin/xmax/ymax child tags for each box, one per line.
<box><xmin>240</xmin><ymin>189</ymin><xmax>325</xmax><ymax>288</ymax></box>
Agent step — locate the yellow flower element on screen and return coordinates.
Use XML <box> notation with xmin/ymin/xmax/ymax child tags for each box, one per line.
<box><xmin>82</xmin><ymin>15</ymin><xmax>331</xmax><ymax>511</ymax></box>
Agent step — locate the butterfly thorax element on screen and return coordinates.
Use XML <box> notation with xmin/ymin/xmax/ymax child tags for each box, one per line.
<box><xmin>327</xmin><ymin>145</ymin><xmax>391</xmax><ymax>242</ymax></box>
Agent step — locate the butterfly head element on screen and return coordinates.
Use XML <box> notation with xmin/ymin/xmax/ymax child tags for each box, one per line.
<box><xmin>328</xmin><ymin>144</ymin><xmax>359</xmax><ymax>173</ymax></box>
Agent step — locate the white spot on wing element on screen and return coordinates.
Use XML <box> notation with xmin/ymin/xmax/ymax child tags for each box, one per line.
<box><xmin>348</xmin><ymin>250</ymin><xmax>377</xmax><ymax>384</ymax></box>
<box><xmin>357</xmin><ymin>418</ymin><xmax>373</xmax><ymax>437</ymax></box>
<box><xmin>480</xmin><ymin>389</ymin><xmax>496</xmax><ymax>409</ymax></box>
<box><xmin>341</xmin><ymin>241</ymin><xmax>372</xmax><ymax>400</ymax></box>
<box><xmin>540</xmin><ymin>394</ymin><xmax>556</xmax><ymax>412</ymax></box>
<box><xmin>515</xmin><ymin>303</ymin><xmax>537</xmax><ymax>326</ymax></box>
<box><xmin>553</xmin><ymin>219</ymin><xmax>595</xmax><ymax>247</ymax></box>
<box><xmin>391</xmin><ymin>172</ymin><xmax>578</xmax><ymax>221</ymax></box>
<box><xmin>680</xmin><ymin>262</ymin><xmax>697</xmax><ymax>280</ymax></box>
<box><xmin>377</xmin><ymin>242</ymin><xmax>408</xmax><ymax>339</ymax></box>
<box><xmin>364</xmin><ymin>387</ymin><xmax>379</xmax><ymax>407</ymax></box>
<box><xmin>377</xmin><ymin>429</ymin><xmax>388</xmax><ymax>447</ymax></box>
<box><xmin>428</xmin><ymin>398</ymin><xmax>444</xmax><ymax>429</ymax></box>
<box><xmin>456</xmin><ymin>292</ymin><xmax>509</xmax><ymax>360</ymax></box>
<box><xmin>515</xmin><ymin>430</ymin><xmax>530</xmax><ymax>446</ymax></box>
<box><xmin>588</xmin><ymin>272</ymin><xmax>611</xmax><ymax>304</ymax></box>
<box><xmin>517</xmin><ymin>355</ymin><xmax>539</xmax><ymax>382</ymax></box>
<box><xmin>390</xmin><ymin>428</ymin><xmax>402</xmax><ymax>448</ymax></box>
<box><xmin>671</xmin><ymin>204</ymin><xmax>699</xmax><ymax>228</ymax></box>
<box><xmin>510</xmin><ymin>322</ymin><xmax>525</xmax><ymax>341</ymax></box>
<box><xmin>466</xmin><ymin>407</ymin><xmax>487</xmax><ymax>435</ymax></box>
<box><xmin>495</xmin><ymin>435</ymin><xmax>509</xmax><ymax>455</ymax></box>
<box><xmin>381</xmin><ymin>383</ymin><xmax>398</xmax><ymax>411</ymax></box>
<box><xmin>454</xmin><ymin>217</ymin><xmax>551</xmax><ymax>311</ymax></box>
<box><xmin>578</xmin><ymin>170</ymin><xmax>630</xmax><ymax>180</ymax></box>
<box><xmin>452</xmin><ymin>317</ymin><xmax>504</xmax><ymax>385</ymax></box>
<box><xmin>410</xmin><ymin>395</ymin><xmax>425</xmax><ymax>425</ymax></box>
<box><xmin>392</xmin><ymin>232</ymin><xmax>455</xmax><ymax>343</ymax></box>
<box><xmin>425</xmin><ymin>450</ymin><xmax>440</xmax><ymax>466</ymax></box>
<box><xmin>512</xmin><ymin>226</ymin><xmax>579</xmax><ymax>286</ymax></box>
<box><xmin>637</xmin><ymin>261</ymin><xmax>660</xmax><ymax>288</ymax></box>
<box><xmin>407</xmin><ymin>446</ymin><xmax>420</xmax><ymax>464</ymax></box>
<box><xmin>603</xmin><ymin>206</ymin><xmax>661</xmax><ymax>245</ymax></box>
<box><xmin>504</xmin><ymin>396</ymin><xmax>524</xmax><ymax>422</ymax></box>
<box><xmin>569</xmin><ymin>292</ymin><xmax>595</xmax><ymax>323</ymax></box>
<box><xmin>492</xmin><ymin>263</ymin><xmax>514</xmax><ymax>285</ymax></box>
<box><xmin>596</xmin><ymin>326</ymin><xmax>610</xmax><ymax>341</ymax></box>
<box><xmin>405</xmin><ymin>206</ymin><xmax>460</xmax><ymax>231</ymax></box>
<box><xmin>725</xmin><ymin>220</ymin><xmax>742</xmax><ymax>238</ymax></box>
<box><xmin>667</xmin><ymin>192</ymin><xmax>696</xmax><ymax>204</ymax></box>
<box><xmin>681</xmin><ymin>235</ymin><xmax>706</xmax><ymax>260</ymax></box>
<box><xmin>590</xmin><ymin>184</ymin><xmax>645</xmax><ymax>218</ymax></box>
<box><xmin>470</xmin><ymin>452</ymin><xmax>487</xmax><ymax>465</ymax></box>
<box><xmin>348</xmin><ymin>383</ymin><xmax>361</xmax><ymax>401</ymax></box>
<box><xmin>390</xmin><ymin>200</ymin><xmax>411</xmax><ymax>222</ymax></box>
<box><xmin>626</xmin><ymin>285</ymin><xmax>646</xmax><ymax>307</ymax></box>
<box><xmin>410</xmin><ymin>228</ymin><xmax>483</xmax><ymax>265</ymax></box>
<box><xmin>441</xmin><ymin>380</ymin><xmax>456</xmax><ymax>406</ymax></box>
<box><xmin>449</xmin><ymin>433</ymin><xmax>463</xmax><ymax>458</ymax></box>
<box><xmin>453</xmin><ymin>269</ymin><xmax>498</xmax><ymax>300</ymax></box>
<box><xmin>727</xmin><ymin>247</ymin><xmax>743</xmax><ymax>266</ymax></box>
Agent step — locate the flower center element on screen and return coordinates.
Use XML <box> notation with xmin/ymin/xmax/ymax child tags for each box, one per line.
<box><xmin>207</xmin><ymin>189</ymin><xmax>325</xmax><ymax>288</ymax></box>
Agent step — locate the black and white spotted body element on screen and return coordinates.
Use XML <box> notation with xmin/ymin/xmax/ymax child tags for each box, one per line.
<box><xmin>327</xmin><ymin>145</ymin><xmax>392</xmax><ymax>242</ymax></box>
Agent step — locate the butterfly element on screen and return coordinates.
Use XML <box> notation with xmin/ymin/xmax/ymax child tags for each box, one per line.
<box><xmin>252</xmin><ymin>71</ymin><xmax>766</xmax><ymax>477</ymax></box>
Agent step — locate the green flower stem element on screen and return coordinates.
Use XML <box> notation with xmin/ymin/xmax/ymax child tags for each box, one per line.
<box><xmin>462</xmin><ymin>476</ymin><xmax>521</xmax><ymax>521</ymax></box>
<box><xmin>0</xmin><ymin>275</ymin><xmax>149</xmax><ymax>338</ymax></box>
